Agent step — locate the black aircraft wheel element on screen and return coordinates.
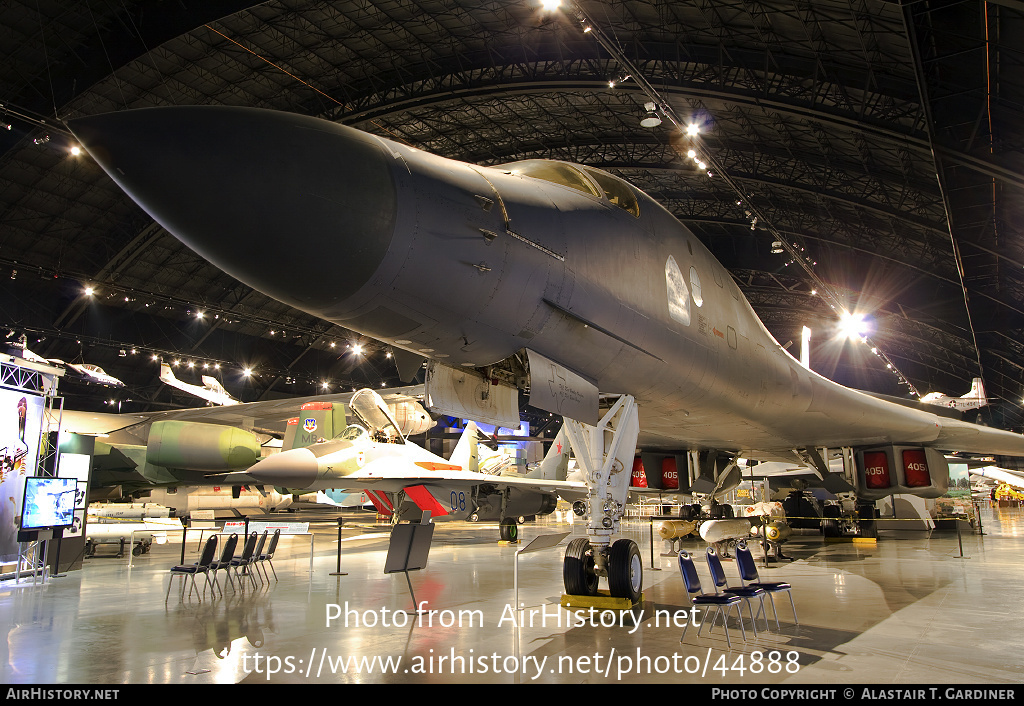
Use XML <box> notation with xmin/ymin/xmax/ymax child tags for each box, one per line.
<box><xmin>499</xmin><ymin>518</ymin><xmax>519</xmax><ymax>543</ymax></box>
<box><xmin>572</xmin><ymin>501</ymin><xmax>587</xmax><ymax>517</ymax></box>
<box><xmin>819</xmin><ymin>518</ymin><xmax>840</xmax><ymax>537</ymax></box>
<box><xmin>608</xmin><ymin>539</ymin><xmax>643</xmax><ymax>602</ymax></box>
<box><xmin>132</xmin><ymin>544</ymin><xmax>143</xmax><ymax>557</ymax></box>
<box><xmin>856</xmin><ymin>504</ymin><xmax>878</xmax><ymax>538</ymax></box>
<box><xmin>563</xmin><ymin>538</ymin><xmax>599</xmax><ymax>596</ymax></box>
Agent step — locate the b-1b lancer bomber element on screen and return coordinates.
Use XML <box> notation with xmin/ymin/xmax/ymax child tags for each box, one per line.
<box><xmin>69</xmin><ymin>106</ymin><xmax>1024</xmax><ymax>602</ymax></box>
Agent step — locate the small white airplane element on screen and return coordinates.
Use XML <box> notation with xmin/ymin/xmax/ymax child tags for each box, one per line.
<box><xmin>66</xmin><ymin>362</ymin><xmax>125</xmax><ymax>387</ymax></box>
<box><xmin>159</xmin><ymin>362</ymin><xmax>240</xmax><ymax>406</ymax></box>
<box><xmin>920</xmin><ymin>378</ymin><xmax>988</xmax><ymax>412</ymax></box>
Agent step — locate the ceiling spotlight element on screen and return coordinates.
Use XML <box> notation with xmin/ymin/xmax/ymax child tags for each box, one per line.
<box><xmin>640</xmin><ymin>102</ymin><xmax>662</xmax><ymax>128</ymax></box>
<box><xmin>687</xmin><ymin>150</ymin><xmax>696</xmax><ymax>159</ymax></box>
<box><xmin>84</xmin><ymin>286</ymin><xmax>94</xmax><ymax>296</ymax></box>
<box><xmin>686</xmin><ymin>123</ymin><xmax>700</xmax><ymax>137</ymax></box>
<box><xmin>352</xmin><ymin>344</ymin><xmax>364</xmax><ymax>355</ymax></box>
<box><xmin>838</xmin><ymin>311</ymin><xmax>870</xmax><ymax>341</ymax></box>
<box><xmin>243</xmin><ymin>368</ymin><xmax>253</xmax><ymax>377</ymax></box>
<box><xmin>540</xmin><ymin>0</ymin><xmax>561</xmax><ymax>10</ymax></box>
<box><xmin>69</xmin><ymin>145</ymin><xmax>82</xmax><ymax>156</ymax></box>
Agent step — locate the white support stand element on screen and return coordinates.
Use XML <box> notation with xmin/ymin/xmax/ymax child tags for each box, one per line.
<box><xmin>561</xmin><ymin>395</ymin><xmax>640</xmax><ymax>567</ymax></box>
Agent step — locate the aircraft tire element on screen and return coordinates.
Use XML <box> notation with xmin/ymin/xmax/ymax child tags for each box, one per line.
<box><xmin>819</xmin><ymin>518</ymin><xmax>840</xmax><ymax>537</ymax></box>
<box><xmin>607</xmin><ymin>539</ymin><xmax>642</xmax><ymax>602</ymax></box>
<box><xmin>563</xmin><ymin>538</ymin><xmax>599</xmax><ymax>596</ymax></box>
<box><xmin>499</xmin><ymin>518</ymin><xmax>518</xmax><ymax>542</ymax></box>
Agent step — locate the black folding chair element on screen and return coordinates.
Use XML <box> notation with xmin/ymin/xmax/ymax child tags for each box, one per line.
<box><xmin>255</xmin><ymin>529</ymin><xmax>281</xmax><ymax>582</ymax></box>
<box><xmin>209</xmin><ymin>533</ymin><xmax>238</xmax><ymax>596</ymax></box>
<box><xmin>166</xmin><ymin>534</ymin><xmax>218</xmax><ymax>602</ymax></box>
<box><xmin>228</xmin><ymin>532</ymin><xmax>259</xmax><ymax>590</ymax></box>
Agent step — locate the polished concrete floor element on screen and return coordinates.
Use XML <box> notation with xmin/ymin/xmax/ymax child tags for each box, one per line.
<box><xmin>1</xmin><ymin>505</ymin><xmax>1022</xmax><ymax>685</ymax></box>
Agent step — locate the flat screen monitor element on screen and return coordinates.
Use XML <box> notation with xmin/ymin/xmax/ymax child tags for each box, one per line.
<box><xmin>20</xmin><ymin>477</ymin><xmax>76</xmax><ymax>530</ymax></box>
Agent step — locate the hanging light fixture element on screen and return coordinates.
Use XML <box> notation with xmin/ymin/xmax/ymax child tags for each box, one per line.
<box><xmin>640</xmin><ymin>102</ymin><xmax>662</xmax><ymax>128</ymax></box>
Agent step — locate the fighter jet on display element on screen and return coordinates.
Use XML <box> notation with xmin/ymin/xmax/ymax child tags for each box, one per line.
<box><xmin>159</xmin><ymin>362</ymin><xmax>240</xmax><ymax>406</ymax></box>
<box><xmin>69</xmin><ymin>106</ymin><xmax>1024</xmax><ymax>602</ymax></box>
<box><xmin>244</xmin><ymin>388</ymin><xmax>579</xmax><ymax>541</ymax></box>
<box><xmin>61</xmin><ymin>385</ymin><xmax>427</xmax><ymax>498</ymax></box>
<box><xmin>919</xmin><ymin>378</ymin><xmax>988</xmax><ymax>412</ymax></box>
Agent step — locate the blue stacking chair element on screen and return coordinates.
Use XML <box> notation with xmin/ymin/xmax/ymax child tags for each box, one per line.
<box><xmin>734</xmin><ymin>541</ymin><xmax>798</xmax><ymax>630</ymax></box>
<box><xmin>677</xmin><ymin>550</ymin><xmax>746</xmax><ymax>649</ymax></box>
<box><xmin>706</xmin><ymin>546</ymin><xmax>768</xmax><ymax>635</ymax></box>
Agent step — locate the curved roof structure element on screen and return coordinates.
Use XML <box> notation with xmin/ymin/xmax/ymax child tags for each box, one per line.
<box><xmin>1</xmin><ymin>0</ymin><xmax>1022</xmax><ymax>429</ymax></box>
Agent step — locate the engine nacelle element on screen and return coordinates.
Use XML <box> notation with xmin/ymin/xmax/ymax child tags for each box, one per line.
<box><xmin>146</xmin><ymin>420</ymin><xmax>260</xmax><ymax>471</ymax></box>
<box><xmin>855</xmin><ymin>445</ymin><xmax>949</xmax><ymax>500</ymax></box>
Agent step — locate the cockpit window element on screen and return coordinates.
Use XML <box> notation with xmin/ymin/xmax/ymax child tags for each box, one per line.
<box><xmin>501</xmin><ymin>160</ymin><xmax>601</xmax><ymax>198</ymax></box>
<box><xmin>582</xmin><ymin>167</ymin><xmax>640</xmax><ymax>217</ymax></box>
<box><xmin>340</xmin><ymin>424</ymin><xmax>367</xmax><ymax>441</ymax></box>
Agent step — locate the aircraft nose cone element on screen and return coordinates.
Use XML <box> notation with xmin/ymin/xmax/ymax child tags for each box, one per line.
<box><xmin>246</xmin><ymin>447</ymin><xmax>319</xmax><ymax>488</ymax></box>
<box><xmin>68</xmin><ymin>107</ymin><xmax>397</xmax><ymax>318</ymax></box>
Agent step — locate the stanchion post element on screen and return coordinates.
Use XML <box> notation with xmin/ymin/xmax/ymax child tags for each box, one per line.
<box><xmin>647</xmin><ymin>517</ymin><xmax>661</xmax><ymax>571</ymax></box>
<box><xmin>330</xmin><ymin>516</ymin><xmax>348</xmax><ymax>576</ymax></box>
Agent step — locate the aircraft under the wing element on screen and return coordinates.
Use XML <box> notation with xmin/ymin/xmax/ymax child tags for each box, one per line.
<box><xmin>159</xmin><ymin>361</ymin><xmax>240</xmax><ymax>406</ymax></box>
<box><xmin>244</xmin><ymin>388</ymin><xmax>579</xmax><ymax>541</ymax></box>
<box><xmin>61</xmin><ymin>385</ymin><xmax>429</xmax><ymax>498</ymax></box>
<box><xmin>70</xmin><ymin>105</ymin><xmax>1024</xmax><ymax>603</ymax></box>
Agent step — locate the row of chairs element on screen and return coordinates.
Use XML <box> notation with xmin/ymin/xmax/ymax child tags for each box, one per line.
<box><xmin>165</xmin><ymin>529</ymin><xmax>281</xmax><ymax>602</ymax></box>
<box><xmin>677</xmin><ymin>541</ymin><xmax>797</xmax><ymax>648</ymax></box>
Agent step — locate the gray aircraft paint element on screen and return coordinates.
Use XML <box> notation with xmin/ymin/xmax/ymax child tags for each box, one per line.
<box><xmin>68</xmin><ymin>106</ymin><xmax>1024</xmax><ymax>463</ymax></box>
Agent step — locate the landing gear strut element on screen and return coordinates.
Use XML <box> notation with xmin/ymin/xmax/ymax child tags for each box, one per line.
<box><xmin>561</xmin><ymin>396</ymin><xmax>643</xmax><ymax>601</ymax></box>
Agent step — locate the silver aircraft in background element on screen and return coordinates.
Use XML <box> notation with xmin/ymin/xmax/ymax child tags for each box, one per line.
<box><xmin>70</xmin><ymin>106</ymin><xmax>1024</xmax><ymax>601</ymax></box>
